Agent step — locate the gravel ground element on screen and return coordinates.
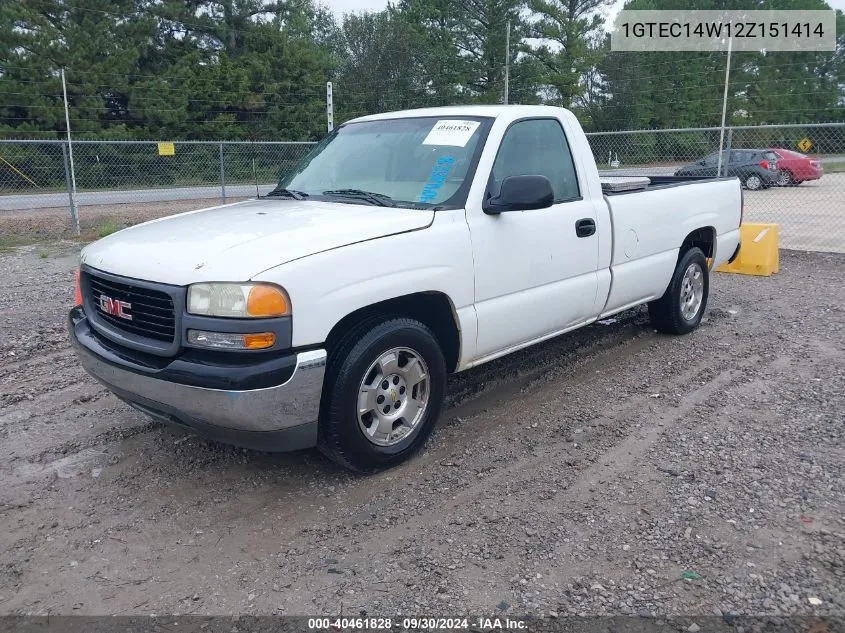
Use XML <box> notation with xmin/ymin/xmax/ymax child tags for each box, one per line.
<box><xmin>0</xmin><ymin>244</ymin><xmax>843</xmax><ymax>619</ymax></box>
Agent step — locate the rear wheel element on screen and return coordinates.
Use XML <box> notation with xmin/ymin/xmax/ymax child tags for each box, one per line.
<box><xmin>319</xmin><ymin>318</ymin><xmax>446</xmax><ymax>472</ymax></box>
<box><xmin>776</xmin><ymin>169</ymin><xmax>793</xmax><ymax>187</ymax></box>
<box><xmin>744</xmin><ymin>174</ymin><xmax>763</xmax><ymax>190</ymax></box>
<box><xmin>648</xmin><ymin>247</ymin><xmax>709</xmax><ymax>335</ymax></box>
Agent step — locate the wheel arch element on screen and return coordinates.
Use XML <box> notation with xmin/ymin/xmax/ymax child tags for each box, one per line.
<box><xmin>680</xmin><ymin>226</ymin><xmax>716</xmax><ymax>263</ymax></box>
<box><xmin>324</xmin><ymin>291</ymin><xmax>462</xmax><ymax>373</ymax></box>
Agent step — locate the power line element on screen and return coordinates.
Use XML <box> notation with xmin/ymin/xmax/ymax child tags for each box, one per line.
<box><xmin>2</xmin><ymin>52</ymin><xmax>836</xmax><ymax>89</ymax></box>
<box><xmin>2</xmin><ymin>88</ymin><xmax>841</xmax><ymax>116</ymax></box>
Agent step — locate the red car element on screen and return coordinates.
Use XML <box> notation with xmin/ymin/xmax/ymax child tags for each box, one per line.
<box><xmin>769</xmin><ymin>148</ymin><xmax>824</xmax><ymax>186</ymax></box>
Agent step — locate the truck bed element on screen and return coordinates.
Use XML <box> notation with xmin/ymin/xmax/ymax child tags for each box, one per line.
<box><xmin>596</xmin><ymin>176</ymin><xmax>742</xmax><ymax>316</ymax></box>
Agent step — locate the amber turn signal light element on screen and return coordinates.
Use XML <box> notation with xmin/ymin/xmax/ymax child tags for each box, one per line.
<box><xmin>246</xmin><ymin>285</ymin><xmax>289</xmax><ymax>317</ymax></box>
<box><xmin>242</xmin><ymin>332</ymin><xmax>276</xmax><ymax>350</ymax></box>
<box><xmin>187</xmin><ymin>330</ymin><xmax>276</xmax><ymax>350</ymax></box>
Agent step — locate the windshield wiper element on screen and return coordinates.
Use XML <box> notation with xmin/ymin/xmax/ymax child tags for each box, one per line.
<box><xmin>322</xmin><ymin>189</ymin><xmax>395</xmax><ymax>207</ymax></box>
<box><xmin>265</xmin><ymin>188</ymin><xmax>309</xmax><ymax>200</ymax></box>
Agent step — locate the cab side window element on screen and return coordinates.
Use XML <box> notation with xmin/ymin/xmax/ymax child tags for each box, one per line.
<box><xmin>491</xmin><ymin>119</ymin><xmax>580</xmax><ymax>203</ymax></box>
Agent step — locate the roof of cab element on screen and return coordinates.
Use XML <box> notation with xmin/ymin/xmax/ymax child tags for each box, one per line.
<box><xmin>346</xmin><ymin>104</ymin><xmax>566</xmax><ymax>125</ymax></box>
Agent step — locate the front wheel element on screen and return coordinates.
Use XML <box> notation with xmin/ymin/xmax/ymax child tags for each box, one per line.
<box><xmin>648</xmin><ymin>247</ymin><xmax>709</xmax><ymax>335</ymax></box>
<box><xmin>319</xmin><ymin>318</ymin><xmax>446</xmax><ymax>472</ymax></box>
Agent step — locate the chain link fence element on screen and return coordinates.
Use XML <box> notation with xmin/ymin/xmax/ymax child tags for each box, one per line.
<box><xmin>0</xmin><ymin>139</ymin><xmax>315</xmax><ymax>213</ymax></box>
<box><xmin>589</xmin><ymin>123</ymin><xmax>845</xmax><ymax>253</ymax></box>
<box><xmin>1</xmin><ymin>124</ymin><xmax>843</xmax><ymax>252</ymax></box>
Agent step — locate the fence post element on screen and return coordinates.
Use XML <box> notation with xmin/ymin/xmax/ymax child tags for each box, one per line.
<box><xmin>61</xmin><ymin>142</ymin><xmax>80</xmax><ymax>236</ymax></box>
<box><xmin>722</xmin><ymin>128</ymin><xmax>733</xmax><ymax>177</ymax></box>
<box><xmin>326</xmin><ymin>82</ymin><xmax>334</xmax><ymax>132</ymax></box>
<box><xmin>219</xmin><ymin>142</ymin><xmax>227</xmax><ymax>203</ymax></box>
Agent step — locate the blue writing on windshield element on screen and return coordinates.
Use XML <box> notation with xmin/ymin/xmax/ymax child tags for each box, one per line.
<box><xmin>418</xmin><ymin>156</ymin><xmax>456</xmax><ymax>203</ymax></box>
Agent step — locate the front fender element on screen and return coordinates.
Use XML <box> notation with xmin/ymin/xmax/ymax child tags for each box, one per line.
<box><xmin>252</xmin><ymin>210</ymin><xmax>477</xmax><ymax>353</ymax></box>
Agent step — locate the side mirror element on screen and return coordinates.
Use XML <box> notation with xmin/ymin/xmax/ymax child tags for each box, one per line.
<box><xmin>483</xmin><ymin>175</ymin><xmax>554</xmax><ymax>214</ymax></box>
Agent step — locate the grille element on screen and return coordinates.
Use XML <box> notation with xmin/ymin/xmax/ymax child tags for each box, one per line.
<box><xmin>84</xmin><ymin>272</ymin><xmax>176</xmax><ymax>343</ymax></box>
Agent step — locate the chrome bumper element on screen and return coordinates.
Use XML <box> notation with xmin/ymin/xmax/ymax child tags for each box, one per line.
<box><xmin>70</xmin><ymin>308</ymin><xmax>326</xmax><ymax>450</ymax></box>
<box><xmin>76</xmin><ymin>345</ymin><xmax>326</xmax><ymax>434</ymax></box>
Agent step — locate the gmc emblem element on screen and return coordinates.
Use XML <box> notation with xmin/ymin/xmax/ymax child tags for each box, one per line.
<box><xmin>98</xmin><ymin>294</ymin><xmax>132</xmax><ymax>321</ymax></box>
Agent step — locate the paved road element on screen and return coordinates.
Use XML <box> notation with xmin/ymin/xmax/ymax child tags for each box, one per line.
<box><xmin>2</xmin><ymin>157</ymin><xmax>842</xmax><ymax>212</ymax></box>
<box><xmin>2</xmin><ymin>166</ymin><xmax>843</xmax><ymax>253</ymax></box>
<box><xmin>0</xmin><ymin>183</ymin><xmax>275</xmax><ymax>212</ymax></box>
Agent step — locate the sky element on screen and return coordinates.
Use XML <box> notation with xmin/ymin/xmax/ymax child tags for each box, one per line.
<box><xmin>324</xmin><ymin>0</ymin><xmax>845</xmax><ymax>20</ymax></box>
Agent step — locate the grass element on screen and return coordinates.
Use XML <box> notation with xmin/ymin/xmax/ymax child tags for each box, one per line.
<box><xmin>0</xmin><ymin>235</ymin><xmax>32</xmax><ymax>252</ymax></box>
<box><xmin>96</xmin><ymin>220</ymin><xmax>120</xmax><ymax>238</ymax></box>
<box><xmin>0</xmin><ymin>236</ymin><xmax>69</xmax><ymax>256</ymax></box>
<box><xmin>77</xmin><ymin>218</ymin><xmax>136</xmax><ymax>243</ymax></box>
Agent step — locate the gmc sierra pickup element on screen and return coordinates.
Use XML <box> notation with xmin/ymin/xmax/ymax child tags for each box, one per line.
<box><xmin>69</xmin><ymin>105</ymin><xmax>742</xmax><ymax>472</ymax></box>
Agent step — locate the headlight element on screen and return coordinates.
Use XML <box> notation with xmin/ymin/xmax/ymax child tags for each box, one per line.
<box><xmin>187</xmin><ymin>283</ymin><xmax>290</xmax><ymax>318</ymax></box>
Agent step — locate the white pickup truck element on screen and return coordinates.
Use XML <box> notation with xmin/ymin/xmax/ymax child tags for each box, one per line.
<box><xmin>70</xmin><ymin>105</ymin><xmax>742</xmax><ymax>471</ymax></box>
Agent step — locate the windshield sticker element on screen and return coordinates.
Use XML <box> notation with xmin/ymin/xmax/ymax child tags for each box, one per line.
<box><xmin>418</xmin><ymin>156</ymin><xmax>456</xmax><ymax>203</ymax></box>
<box><xmin>422</xmin><ymin>120</ymin><xmax>480</xmax><ymax>147</ymax></box>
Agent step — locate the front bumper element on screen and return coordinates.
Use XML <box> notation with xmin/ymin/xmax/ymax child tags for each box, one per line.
<box><xmin>69</xmin><ymin>306</ymin><xmax>326</xmax><ymax>452</ymax></box>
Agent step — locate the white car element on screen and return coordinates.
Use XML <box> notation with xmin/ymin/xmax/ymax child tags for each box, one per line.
<box><xmin>70</xmin><ymin>105</ymin><xmax>742</xmax><ymax>472</ymax></box>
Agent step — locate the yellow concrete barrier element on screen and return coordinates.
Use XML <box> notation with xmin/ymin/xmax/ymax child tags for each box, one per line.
<box><xmin>716</xmin><ymin>223</ymin><xmax>779</xmax><ymax>276</ymax></box>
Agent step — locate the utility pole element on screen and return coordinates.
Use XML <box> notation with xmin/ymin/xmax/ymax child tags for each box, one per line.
<box><xmin>326</xmin><ymin>82</ymin><xmax>334</xmax><ymax>132</ymax></box>
<box><xmin>503</xmin><ymin>21</ymin><xmax>510</xmax><ymax>105</ymax></box>
<box><xmin>716</xmin><ymin>36</ymin><xmax>732</xmax><ymax>179</ymax></box>
<box><xmin>61</xmin><ymin>68</ymin><xmax>80</xmax><ymax>236</ymax></box>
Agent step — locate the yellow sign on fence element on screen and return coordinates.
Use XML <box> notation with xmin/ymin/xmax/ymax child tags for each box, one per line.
<box><xmin>797</xmin><ymin>138</ymin><xmax>813</xmax><ymax>153</ymax></box>
<box><xmin>157</xmin><ymin>142</ymin><xmax>175</xmax><ymax>156</ymax></box>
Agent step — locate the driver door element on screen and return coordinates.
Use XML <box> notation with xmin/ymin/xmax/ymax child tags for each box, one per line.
<box><xmin>466</xmin><ymin>117</ymin><xmax>600</xmax><ymax>360</ymax></box>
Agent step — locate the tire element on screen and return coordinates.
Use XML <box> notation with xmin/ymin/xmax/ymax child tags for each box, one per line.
<box><xmin>775</xmin><ymin>169</ymin><xmax>793</xmax><ymax>187</ymax></box>
<box><xmin>318</xmin><ymin>317</ymin><xmax>446</xmax><ymax>472</ymax></box>
<box><xmin>648</xmin><ymin>247</ymin><xmax>709</xmax><ymax>335</ymax></box>
<box><xmin>744</xmin><ymin>174</ymin><xmax>763</xmax><ymax>190</ymax></box>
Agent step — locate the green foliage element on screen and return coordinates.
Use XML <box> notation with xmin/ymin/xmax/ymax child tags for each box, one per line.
<box><xmin>0</xmin><ymin>0</ymin><xmax>841</xmax><ymax>142</ymax></box>
<box><xmin>527</xmin><ymin>0</ymin><xmax>614</xmax><ymax>108</ymax></box>
<box><xmin>1</xmin><ymin>0</ymin><xmax>334</xmax><ymax>140</ymax></box>
<box><xmin>96</xmin><ymin>220</ymin><xmax>120</xmax><ymax>238</ymax></box>
<box><xmin>597</xmin><ymin>0</ymin><xmax>844</xmax><ymax>131</ymax></box>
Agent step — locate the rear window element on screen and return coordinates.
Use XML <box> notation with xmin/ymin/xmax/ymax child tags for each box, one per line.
<box><xmin>764</xmin><ymin>151</ymin><xmax>779</xmax><ymax>161</ymax></box>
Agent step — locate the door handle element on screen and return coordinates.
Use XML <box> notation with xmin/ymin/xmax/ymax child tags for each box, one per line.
<box><xmin>575</xmin><ymin>218</ymin><xmax>596</xmax><ymax>238</ymax></box>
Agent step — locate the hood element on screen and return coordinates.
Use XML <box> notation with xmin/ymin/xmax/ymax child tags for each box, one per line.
<box><xmin>81</xmin><ymin>198</ymin><xmax>434</xmax><ymax>285</ymax></box>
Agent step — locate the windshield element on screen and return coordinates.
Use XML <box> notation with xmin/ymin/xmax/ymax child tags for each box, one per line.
<box><xmin>274</xmin><ymin>116</ymin><xmax>492</xmax><ymax>209</ymax></box>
